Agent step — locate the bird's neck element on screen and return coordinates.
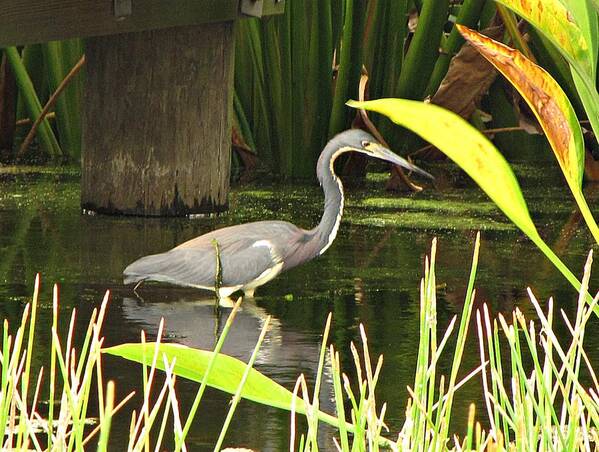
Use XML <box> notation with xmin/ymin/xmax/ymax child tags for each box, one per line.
<box><xmin>310</xmin><ymin>146</ymin><xmax>347</xmax><ymax>256</ymax></box>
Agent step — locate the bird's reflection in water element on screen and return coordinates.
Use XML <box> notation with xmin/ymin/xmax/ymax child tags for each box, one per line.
<box><xmin>120</xmin><ymin>290</ymin><xmax>338</xmax><ymax>447</ymax></box>
<box><xmin>120</xmin><ymin>289</ymin><xmax>334</xmax><ymax>389</ymax></box>
<box><xmin>122</xmin><ymin>292</ymin><xmax>280</xmax><ymax>363</ymax></box>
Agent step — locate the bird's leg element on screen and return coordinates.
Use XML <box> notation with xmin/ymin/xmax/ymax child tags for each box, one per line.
<box><xmin>243</xmin><ymin>288</ymin><xmax>255</xmax><ymax>298</ymax></box>
<box><xmin>213</xmin><ymin>300</ymin><xmax>222</xmax><ymax>336</ymax></box>
<box><xmin>218</xmin><ymin>296</ymin><xmax>237</xmax><ymax>307</ymax></box>
<box><xmin>133</xmin><ymin>280</ymin><xmax>144</xmax><ymax>299</ymax></box>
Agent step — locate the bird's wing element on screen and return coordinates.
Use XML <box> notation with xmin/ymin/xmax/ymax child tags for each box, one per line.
<box><xmin>124</xmin><ymin>221</ymin><xmax>301</xmax><ymax>289</ymax></box>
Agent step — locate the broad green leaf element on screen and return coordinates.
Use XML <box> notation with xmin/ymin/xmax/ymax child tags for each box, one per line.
<box><xmin>458</xmin><ymin>25</ymin><xmax>599</xmax><ymax>244</ymax></box>
<box><xmin>494</xmin><ymin>0</ymin><xmax>593</xmax><ymax>76</ymax></box>
<box><xmin>457</xmin><ymin>26</ymin><xmax>584</xmax><ymax>188</ymax></box>
<box><xmin>562</xmin><ymin>0</ymin><xmax>598</xmax><ymax>76</ymax></box>
<box><xmin>104</xmin><ymin>343</ymin><xmax>396</xmax><ymax>447</ymax></box>
<box><xmin>104</xmin><ymin>343</ymin><xmax>302</xmax><ymax>412</ymax></box>
<box><xmin>349</xmin><ymin>98</ymin><xmax>536</xmax><ymax>237</ymax></box>
<box><xmin>348</xmin><ymin>98</ymin><xmax>591</xmax><ymax>302</ymax></box>
<box><xmin>570</xmin><ymin>67</ymin><xmax>599</xmax><ymax>185</ymax></box>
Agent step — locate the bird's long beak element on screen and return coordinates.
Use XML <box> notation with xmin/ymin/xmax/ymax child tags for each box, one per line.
<box><xmin>368</xmin><ymin>143</ymin><xmax>434</xmax><ymax>179</ymax></box>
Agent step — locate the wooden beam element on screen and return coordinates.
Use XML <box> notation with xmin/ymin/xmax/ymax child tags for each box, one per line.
<box><xmin>0</xmin><ymin>54</ymin><xmax>16</xmax><ymax>162</ymax></box>
<box><xmin>0</xmin><ymin>0</ymin><xmax>241</xmax><ymax>46</ymax></box>
<box><xmin>241</xmin><ymin>0</ymin><xmax>285</xmax><ymax>17</ymax></box>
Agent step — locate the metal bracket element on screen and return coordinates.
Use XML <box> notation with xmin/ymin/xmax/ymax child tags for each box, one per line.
<box><xmin>240</xmin><ymin>0</ymin><xmax>284</xmax><ymax>17</ymax></box>
<box><xmin>240</xmin><ymin>0</ymin><xmax>264</xmax><ymax>17</ymax></box>
<box><xmin>113</xmin><ymin>0</ymin><xmax>132</xmax><ymax>20</ymax></box>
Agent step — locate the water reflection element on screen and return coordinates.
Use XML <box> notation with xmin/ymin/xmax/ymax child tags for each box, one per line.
<box><xmin>1</xmin><ymin>166</ymin><xmax>598</xmax><ymax>450</ymax></box>
<box><xmin>122</xmin><ymin>291</ymin><xmax>331</xmax><ymax>378</ymax></box>
<box><xmin>121</xmin><ymin>290</ymin><xmax>338</xmax><ymax>449</ymax></box>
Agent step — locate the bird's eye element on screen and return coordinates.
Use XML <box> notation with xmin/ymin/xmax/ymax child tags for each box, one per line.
<box><xmin>361</xmin><ymin>140</ymin><xmax>370</xmax><ymax>148</ymax></box>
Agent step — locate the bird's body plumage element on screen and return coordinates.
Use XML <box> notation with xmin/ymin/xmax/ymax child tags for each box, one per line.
<box><xmin>124</xmin><ymin>221</ymin><xmax>318</xmax><ymax>296</ymax></box>
<box><xmin>124</xmin><ymin>129</ymin><xmax>432</xmax><ymax>297</ymax></box>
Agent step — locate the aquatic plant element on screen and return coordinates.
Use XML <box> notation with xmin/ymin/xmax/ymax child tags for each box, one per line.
<box><xmin>105</xmin><ymin>236</ymin><xmax>598</xmax><ymax>450</ymax></box>
<box><xmin>351</xmin><ymin>98</ymin><xmax>592</xmax><ymax>305</ymax></box>
<box><xmin>349</xmin><ymin>0</ymin><xmax>599</xmax><ymax>306</ymax></box>
<box><xmin>4</xmin><ymin>235</ymin><xmax>595</xmax><ymax>450</ymax></box>
<box><xmin>3</xmin><ymin>47</ymin><xmax>62</xmax><ymax>160</ymax></box>
<box><xmin>2</xmin><ymin>40</ymin><xmax>83</xmax><ymax>162</ymax></box>
<box><xmin>233</xmin><ymin>0</ymin><xmax>490</xmax><ymax>178</ymax></box>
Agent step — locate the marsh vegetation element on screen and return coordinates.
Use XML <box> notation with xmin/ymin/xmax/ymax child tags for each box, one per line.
<box><xmin>1</xmin><ymin>0</ymin><xmax>599</xmax><ymax>450</ymax></box>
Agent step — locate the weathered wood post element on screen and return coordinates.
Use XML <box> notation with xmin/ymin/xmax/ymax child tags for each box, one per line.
<box><xmin>0</xmin><ymin>0</ymin><xmax>284</xmax><ymax>216</ymax></box>
<box><xmin>0</xmin><ymin>55</ymin><xmax>16</xmax><ymax>162</ymax></box>
<box><xmin>82</xmin><ymin>23</ymin><xmax>235</xmax><ymax>216</ymax></box>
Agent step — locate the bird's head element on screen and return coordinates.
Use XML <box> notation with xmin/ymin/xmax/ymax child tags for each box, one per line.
<box><xmin>337</xmin><ymin>129</ymin><xmax>433</xmax><ymax>180</ymax></box>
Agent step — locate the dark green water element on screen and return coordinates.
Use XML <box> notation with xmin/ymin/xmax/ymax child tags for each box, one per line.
<box><xmin>0</xmin><ymin>163</ymin><xmax>597</xmax><ymax>450</ymax></box>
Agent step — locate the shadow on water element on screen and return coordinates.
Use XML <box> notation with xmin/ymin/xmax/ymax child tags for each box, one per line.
<box><xmin>0</xmin><ymin>163</ymin><xmax>598</xmax><ymax>450</ymax></box>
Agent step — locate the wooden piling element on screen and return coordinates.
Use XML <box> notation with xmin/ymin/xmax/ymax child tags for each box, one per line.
<box><xmin>81</xmin><ymin>23</ymin><xmax>234</xmax><ymax>216</ymax></box>
<box><xmin>0</xmin><ymin>54</ymin><xmax>16</xmax><ymax>162</ymax></box>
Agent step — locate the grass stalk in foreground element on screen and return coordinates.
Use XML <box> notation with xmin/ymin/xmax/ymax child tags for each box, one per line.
<box><xmin>4</xmin><ymin>47</ymin><xmax>62</xmax><ymax>158</ymax></box>
<box><xmin>2</xmin><ymin>239</ymin><xmax>598</xmax><ymax>450</ymax></box>
<box><xmin>214</xmin><ymin>315</ymin><xmax>271</xmax><ymax>451</ymax></box>
<box><xmin>0</xmin><ymin>280</ymin><xmax>181</xmax><ymax>451</ymax></box>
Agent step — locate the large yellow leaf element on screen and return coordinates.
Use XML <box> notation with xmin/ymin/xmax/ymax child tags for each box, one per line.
<box><xmin>494</xmin><ymin>0</ymin><xmax>593</xmax><ymax>75</ymax></box>
<box><xmin>458</xmin><ymin>25</ymin><xmax>599</xmax><ymax>244</ymax></box>
<box><xmin>494</xmin><ymin>0</ymin><xmax>599</xmax><ymax>188</ymax></box>
<box><xmin>348</xmin><ymin>98</ymin><xmax>537</xmax><ymax>236</ymax></box>
<box><xmin>457</xmin><ymin>25</ymin><xmax>584</xmax><ymax>189</ymax></box>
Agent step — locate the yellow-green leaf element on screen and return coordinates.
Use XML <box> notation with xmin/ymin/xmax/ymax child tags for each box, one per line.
<box><xmin>457</xmin><ymin>25</ymin><xmax>584</xmax><ymax>189</ymax></box>
<box><xmin>349</xmin><ymin>98</ymin><xmax>537</xmax><ymax>237</ymax></box>
<box><xmin>104</xmin><ymin>343</ymin><xmax>301</xmax><ymax>411</ymax></box>
<box><xmin>561</xmin><ymin>0</ymin><xmax>598</xmax><ymax>75</ymax></box>
<box><xmin>494</xmin><ymin>0</ymin><xmax>593</xmax><ymax>75</ymax></box>
<box><xmin>104</xmin><ymin>342</ymin><xmax>397</xmax><ymax>447</ymax></box>
<box><xmin>348</xmin><ymin>98</ymin><xmax>589</xmax><ymax>299</ymax></box>
<box><xmin>458</xmin><ymin>25</ymin><xmax>599</xmax><ymax>244</ymax></box>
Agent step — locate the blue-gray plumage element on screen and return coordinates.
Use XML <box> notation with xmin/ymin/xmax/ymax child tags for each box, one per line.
<box><xmin>123</xmin><ymin>129</ymin><xmax>432</xmax><ymax>297</ymax></box>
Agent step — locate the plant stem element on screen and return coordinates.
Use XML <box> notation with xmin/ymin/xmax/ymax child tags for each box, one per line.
<box><xmin>4</xmin><ymin>47</ymin><xmax>62</xmax><ymax>158</ymax></box>
<box><xmin>18</xmin><ymin>55</ymin><xmax>85</xmax><ymax>158</ymax></box>
<box><xmin>426</xmin><ymin>0</ymin><xmax>488</xmax><ymax>96</ymax></box>
<box><xmin>328</xmin><ymin>0</ymin><xmax>354</xmax><ymax>137</ymax></box>
<box><xmin>395</xmin><ymin>0</ymin><xmax>449</xmax><ymax>100</ymax></box>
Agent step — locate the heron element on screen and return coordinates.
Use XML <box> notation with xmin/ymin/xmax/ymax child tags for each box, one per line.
<box><xmin>124</xmin><ymin>129</ymin><xmax>432</xmax><ymax>298</ymax></box>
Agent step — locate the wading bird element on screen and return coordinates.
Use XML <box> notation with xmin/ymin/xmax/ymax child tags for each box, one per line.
<box><xmin>124</xmin><ymin>129</ymin><xmax>432</xmax><ymax>297</ymax></box>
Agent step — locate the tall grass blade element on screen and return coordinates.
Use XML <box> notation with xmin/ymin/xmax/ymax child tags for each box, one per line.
<box><xmin>458</xmin><ymin>25</ymin><xmax>599</xmax><ymax>244</ymax></box>
<box><xmin>16</xmin><ymin>274</ymin><xmax>40</xmax><ymax>450</ymax></box>
<box><xmin>4</xmin><ymin>47</ymin><xmax>62</xmax><ymax>158</ymax></box>
<box><xmin>41</xmin><ymin>40</ymin><xmax>83</xmax><ymax>160</ymax></box>
<box><xmin>214</xmin><ymin>316</ymin><xmax>271</xmax><ymax>451</ymax></box>
<box><xmin>96</xmin><ymin>381</ymin><xmax>115</xmax><ymax>452</ymax></box>
<box><xmin>329</xmin><ymin>0</ymin><xmax>354</xmax><ymax>137</ymax></box>
<box><xmin>306</xmin><ymin>0</ymin><xmax>333</xmax><ymax>168</ymax></box>
<box><xmin>426</xmin><ymin>0</ymin><xmax>488</xmax><ymax>96</ymax></box>
<box><xmin>350</xmin><ymin>99</ymin><xmax>593</xmax><ymax>305</ymax></box>
<box><xmin>395</xmin><ymin>0</ymin><xmax>449</xmax><ymax>100</ymax></box>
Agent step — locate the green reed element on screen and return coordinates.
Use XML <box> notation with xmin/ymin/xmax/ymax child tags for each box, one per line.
<box><xmin>2</xmin><ymin>236</ymin><xmax>597</xmax><ymax>450</ymax></box>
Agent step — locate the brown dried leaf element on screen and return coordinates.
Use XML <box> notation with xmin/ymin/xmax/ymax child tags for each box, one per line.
<box><xmin>458</xmin><ymin>24</ymin><xmax>584</xmax><ymax>188</ymax></box>
<box><xmin>232</xmin><ymin>126</ymin><xmax>258</xmax><ymax>182</ymax></box>
<box><xmin>431</xmin><ymin>25</ymin><xmax>504</xmax><ymax>119</ymax></box>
